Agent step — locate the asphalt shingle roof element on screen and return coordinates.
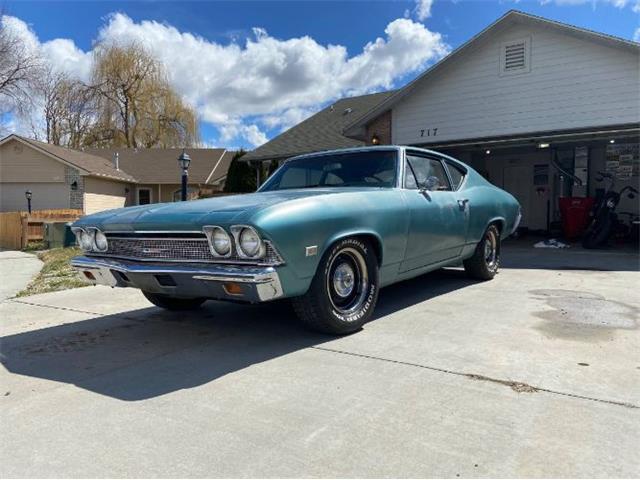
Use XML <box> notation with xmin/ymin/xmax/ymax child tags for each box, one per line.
<box><xmin>242</xmin><ymin>91</ymin><xmax>394</xmax><ymax>162</ymax></box>
<box><xmin>86</xmin><ymin>147</ymin><xmax>229</xmax><ymax>184</ymax></box>
<box><xmin>17</xmin><ymin>136</ymin><xmax>138</xmax><ymax>183</ymax></box>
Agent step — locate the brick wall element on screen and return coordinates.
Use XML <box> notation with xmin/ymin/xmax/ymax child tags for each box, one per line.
<box><xmin>365</xmin><ymin>110</ymin><xmax>392</xmax><ymax>145</ymax></box>
<box><xmin>64</xmin><ymin>166</ymin><xmax>84</xmax><ymax>210</ymax></box>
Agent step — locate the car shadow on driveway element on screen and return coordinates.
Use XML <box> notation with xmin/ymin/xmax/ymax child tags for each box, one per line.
<box><xmin>1</xmin><ymin>270</ymin><xmax>475</xmax><ymax>401</ymax></box>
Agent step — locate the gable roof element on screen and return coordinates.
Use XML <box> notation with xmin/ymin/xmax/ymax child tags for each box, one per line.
<box><xmin>242</xmin><ymin>90</ymin><xmax>395</xmax><ymax>162</ymax></box>
<box><xmin>0</xmin><ymin>134</ymin><xmax>137</xmax><ymax>183</ymax></box>
<box><xmin>86</xmin><ymin>147</ymin><xmax>229</xmax><ymax>184</ymax></box>
<box><xmin>343</xmin><ymin>10</ymin><xmax>640</xmax><ymax>138</ymax></box>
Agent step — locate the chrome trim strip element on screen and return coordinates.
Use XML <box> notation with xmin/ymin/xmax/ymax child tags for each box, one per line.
<box><xmin>86</xmin><ymin>252</ymin><xmax>281</xmax><ymax>267</ymax></box>
<box><xmin>103</xmin><ymin>230</ymin><xmax>203</xmax><ymax>234</ymax></box>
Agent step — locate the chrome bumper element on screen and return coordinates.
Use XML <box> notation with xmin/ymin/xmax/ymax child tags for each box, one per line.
<box><xmin>70</xmin><ymin>256</ymin><xmax>283</xmax><ymax>303</ymax></box>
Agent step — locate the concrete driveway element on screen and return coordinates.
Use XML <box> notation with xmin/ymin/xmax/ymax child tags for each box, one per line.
<box><xmin>1</xmin><ymin>243</ymin><xmax>638</xmax><ymax>477</ymax></box>
<box><xmin>0</xmin><ymin>250</ymin><xmax>42</xmax><ymax>301</ymax></box>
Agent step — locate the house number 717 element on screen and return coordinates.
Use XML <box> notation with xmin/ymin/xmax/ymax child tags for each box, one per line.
<box><xmin>420</xmin><ymin>128</ymin><xmax>438</xmax><ymax>137</ymax></box>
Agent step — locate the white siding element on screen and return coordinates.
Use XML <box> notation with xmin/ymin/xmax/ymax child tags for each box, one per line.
<box><xmin>392</xmin><ymin>24</ymin><xmax>640</xmax><ymax>145</ymax></box>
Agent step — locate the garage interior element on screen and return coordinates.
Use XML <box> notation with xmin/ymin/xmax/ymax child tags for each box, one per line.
<box><xmin>435</xmin><ymin>127</ymin><xmax>639</xmax><ymax>240</ymax></box>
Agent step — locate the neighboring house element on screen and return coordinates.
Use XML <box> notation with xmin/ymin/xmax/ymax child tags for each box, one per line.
<box><xmin>86</xmin><ymin>148</ymin><xmax>233</xmax><ymax>205</ymax></box>
<box><xmin>246</xmin><ymin>10</ymin><xmax>640</xmax><ymax>232</ymax></box>
<box><xmin>0</xmin><ymin>134</ymin><xmax>234</xmax><ymax>214</ymax></box>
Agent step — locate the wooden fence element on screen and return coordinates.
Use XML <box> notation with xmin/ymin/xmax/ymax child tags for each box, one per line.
<box><xmin>0</xmin><ymin>209</ymin><xmax>82</xmax><ymax>250</ymax></box>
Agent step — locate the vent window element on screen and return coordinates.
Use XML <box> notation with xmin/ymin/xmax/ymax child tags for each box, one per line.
<box><xmin>500</xmin><ymin>37</ymin><xmax>530</xmax><ymax>76</ymax></box>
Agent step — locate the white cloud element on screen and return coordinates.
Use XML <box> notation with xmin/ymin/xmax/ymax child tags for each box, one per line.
<box><xmin>634</xmin><ymin>27</ymin><xmax>640</xmax><ymax>41</ymax></box>
<box><xmin>3</xmin><ymin>13</ymin><xmax>449</xmax><ymax>146</ymax></box>
<box><xmin>218</xmin><ymin>122</ymin><xmax>269</xmax><ymax>148</ymax></box>
<box><xmin>414</xmin><ymin>0</ymin><xmax>434</xmax><ymax>20</ymax></box>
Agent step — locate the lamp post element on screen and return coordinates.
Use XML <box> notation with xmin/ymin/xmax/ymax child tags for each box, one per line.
<box><xmin>25</xmin><ymin>190</ymin><xmax>32</xmax><ymax>214</ymax></box>
<box><xmin>177</xmin><ymin>150</ymin><xmax>191</xmax><ymax>201</ymax></box>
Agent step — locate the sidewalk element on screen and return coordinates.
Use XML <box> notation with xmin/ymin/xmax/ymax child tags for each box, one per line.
<box><xmin>0</xmin><ymin>250</ymin><xmax>43</xmax><ymax>301</ymax></box>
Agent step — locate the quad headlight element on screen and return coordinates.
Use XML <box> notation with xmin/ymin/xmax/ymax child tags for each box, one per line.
<box><xmin>203</xmin><ymin>226</ymin><xmax>232</xmax><ymax>257</ymax></box>
<box><xmin>72</xmin><ymin>227</ymin><xmax>108</xmax><ymax>252</ymax></box>
<box><xmin>239</xmin><ymin>227</ymin><xmax>261</xmax><ymax>257</ymax></box>
<box><xmin>94</xmin><ymin>230</ymin><xmax>109</xmax><ymax>252</ymax></box>
<box><xmin>204</xmin><ymin>225</ymin><xmax>266</xmax><ymax>259</ymax></box>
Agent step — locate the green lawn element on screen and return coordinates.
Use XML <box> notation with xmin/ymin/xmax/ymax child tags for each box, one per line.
<box><xmin>17</xmin><ymin>247</ymin><xmax>88</xmax><ymax>297</ymax></box>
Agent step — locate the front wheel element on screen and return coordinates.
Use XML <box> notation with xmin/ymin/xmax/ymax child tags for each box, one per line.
<box><xmin>463</xmin><ymin>225</ymin><xmax>500</xmax><ymax>280</ymax></box>
<box><xmin>142</xmin><ymin>292</ymin><xmax>206</xmax><ymax>311</ymax></box>
<box><xmin>291</xmin><ymin>237</ymin><xmax>380</xmax><ymax>335</ymax></box>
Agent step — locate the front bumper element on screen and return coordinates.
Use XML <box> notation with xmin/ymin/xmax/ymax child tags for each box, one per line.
<box><xmin>70</xmin><ymin>256</ymin><xmax>284</xmax><ymax>303</ymax></box>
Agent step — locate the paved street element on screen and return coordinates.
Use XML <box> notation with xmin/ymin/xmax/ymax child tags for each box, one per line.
<box><xmin>1</xmin><ymin>243</ymin><xmax>639</xmax><ymax>477</ymax></box>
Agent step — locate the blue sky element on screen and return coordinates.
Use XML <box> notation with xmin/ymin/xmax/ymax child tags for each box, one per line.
<box><xmin>4</xmin><ymin>0</ymin><xmax>639</xmax><ymax>148</ymax></box>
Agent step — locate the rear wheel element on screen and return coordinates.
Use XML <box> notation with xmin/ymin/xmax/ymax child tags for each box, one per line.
<box><xmin>292</xmin><ymin>237</ymin><xmax>379</xmax><ymax>335</ymax></box>
<box><xmin>142</xmin><ymin>292</ymin><xmax>206</xmax><ymax>310</ymax></box>
<box><xmin>463</xmin><ymin>225</ymin><xmax>500</xmax><ymax>280</ymax></box>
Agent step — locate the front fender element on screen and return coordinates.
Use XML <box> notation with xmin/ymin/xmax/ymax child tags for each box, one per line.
<box><xmin>249</xmin><ymin>190</ymin><xmax>409</xmax><ymax>297</ymax></box>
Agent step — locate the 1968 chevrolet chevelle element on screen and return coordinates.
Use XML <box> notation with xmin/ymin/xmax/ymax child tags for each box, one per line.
<box><xmin>71</xmin><ymin>146</ymin><xmax>520</xmax><ymax>334</ymax></box>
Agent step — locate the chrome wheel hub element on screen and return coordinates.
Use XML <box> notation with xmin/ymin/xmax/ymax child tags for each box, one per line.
<box><xmin>333</xmin><ymin>263</ymin><xmax>355</xmax><ymax>297</ymax></box>
<box><xmin>485</xmin><ymin>231</ymin><xmax>497</xmax><ymax>268</ymax></box>
<box><xmin>326</xmin><ymin>247</ymin><xmax>369</xmax><ymax>315</ymax></box>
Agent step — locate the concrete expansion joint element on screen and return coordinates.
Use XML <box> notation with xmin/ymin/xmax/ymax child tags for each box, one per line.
<box><xmin>8</xmin><ymin>299</ymin><xmax>103</xmax><ymax>316</ymax></box>
<box><xmin>311</xmin><ymin>346</ymin><xmax>639</xmax><ymax>410</ymax></box>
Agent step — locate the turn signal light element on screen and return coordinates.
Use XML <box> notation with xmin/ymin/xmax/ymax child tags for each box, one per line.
<box><xmin>223</xmin><ymin>282</ymin><xmax>243</xmax><ymax>296</ymax></box>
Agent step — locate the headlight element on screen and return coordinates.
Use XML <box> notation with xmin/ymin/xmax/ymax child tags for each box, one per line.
<box><xmin>203</xmin><ymin>226</ymin><xmax>232</xmax><ymax>257</ymax></box>
<box><xmin>94</xmin><ymin>230</ymin><xmax>108</xmax><ymax>252</ymax></box>
<box><xmin>74</xmin><ymin>228</ymin><xmax>95</xmax><ymax>251</ymax></box>
<box><xmin>212</xmin><ymin>227</ymin><xmax>231</xmax><ymax>256</ymax></box>
<box><xmin>239</xmin><ymin>227</ymin><xmax>262</xmax><ymax>257</ymax></box>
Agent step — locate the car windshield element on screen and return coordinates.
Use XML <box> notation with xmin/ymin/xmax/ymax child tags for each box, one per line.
<box><xmin>259</xmin><ymin>150</ymin><xmax>398</xmax><ymax>191</ymax></box>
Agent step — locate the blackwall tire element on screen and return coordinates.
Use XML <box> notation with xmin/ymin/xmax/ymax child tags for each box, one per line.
<box><xmin>143</xmin><ymin>292</ymin><xmax>206</xmax><ymax>311</ymax></box>
<box><xmin>291</xmin><ymin>237</ymin><xmax>379</xmax><ymax>335</ymax></box>
<box><xmin>463</xmin><ymin>225</ymin><xmax>500</xmax><ymax>280</ymax></box>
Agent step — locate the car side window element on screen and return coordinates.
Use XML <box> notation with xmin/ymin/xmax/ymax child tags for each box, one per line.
<box><xmin>405</xmin><ymin>155</ymin><xmax>451</xmax><ymax>191</ymax></box>
<box><xmin>445</xmin><ymin>161</ymin><xmax>466</xmax><ymax>190</ymax></box>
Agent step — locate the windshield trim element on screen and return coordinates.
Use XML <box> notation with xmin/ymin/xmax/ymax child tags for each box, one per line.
<box><xmin>258</xmin><ymin>148</ymin><xmax>402</xmax><ymax>192</ymax></box>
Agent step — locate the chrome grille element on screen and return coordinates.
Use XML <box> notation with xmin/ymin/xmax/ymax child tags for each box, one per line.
<box><xmin>91</xmin><ymin>234</ymin><xmax>284</xmax><ymax>265</ymax></box>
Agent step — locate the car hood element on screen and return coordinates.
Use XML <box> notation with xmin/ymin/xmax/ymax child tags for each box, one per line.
<box><xmin>75</xmin><ymin>188</ymin><xmax>379</xmax><ymax>231</ymax></box>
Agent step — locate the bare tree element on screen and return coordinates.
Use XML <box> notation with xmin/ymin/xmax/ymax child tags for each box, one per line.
<box><xmin>0</xmin><ymin>14</ymin><xmax>42</xmax><ymax>120</ymax></box>
<box><xmin>33</xmin><ymin>67</ymin><xmax>98</xmax><ymax>147</ymax></box>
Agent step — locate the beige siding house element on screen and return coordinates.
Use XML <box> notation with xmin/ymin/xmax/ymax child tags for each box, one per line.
<box><xmin>0</xmin><ymin>134</ymin><xmax>234</xmax><ymax>214</ymax></box>
<box><xmin>0</xmin><ymin>135</ymin><xmax>135</xmax><ymax>214</ymax></box>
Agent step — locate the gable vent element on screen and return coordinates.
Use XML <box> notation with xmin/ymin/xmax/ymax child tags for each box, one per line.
<box><xmin>500</xmin><ymin>37</ymin><xmax>531</xmax><ymax>76</ymax></box>
<box><xmin>504</xmin><ymin>42</ymin><xmax>526</xmax><ymax>69</ymax></box>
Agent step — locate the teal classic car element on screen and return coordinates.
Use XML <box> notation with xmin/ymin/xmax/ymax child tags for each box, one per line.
<box><xmin>71</xmin><ymin>146</ymin><xmax>520</xmax><ymax>334</ymax></box>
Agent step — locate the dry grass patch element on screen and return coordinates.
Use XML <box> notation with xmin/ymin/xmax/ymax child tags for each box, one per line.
<box><xmin>16</xmin><ymin>247</ymin><xmax>88</xmax><ymax>297</ymax></box>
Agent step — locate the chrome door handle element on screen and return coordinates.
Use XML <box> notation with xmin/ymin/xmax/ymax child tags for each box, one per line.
<box><xmin>457</xmin><ymin>199</ymin><xmax>469</xmax><ymax>210</ymax></box>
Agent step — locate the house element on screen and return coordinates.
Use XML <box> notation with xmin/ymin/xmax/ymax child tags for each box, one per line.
<box><xmin>242</xmin><ymin>91</ymin><xmax>395</xmax><ymax>165</ymax></box>
<box><xmin>0</xmin><ymin>134</ymin><xmax>234</xmax><ymax>214</ymax></box>
<box><xmin>245</xmin><ymin>10</ymin><xmax>640</xmax><ymax>232</ymax></box>
<box><xmin>86</xmin><ymin>147</ymin><xmax>233</xmax><ymax>205</ymax></box>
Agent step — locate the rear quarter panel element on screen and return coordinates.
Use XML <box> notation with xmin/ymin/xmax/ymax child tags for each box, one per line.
<box><xmin>464</xmin><ymin>169</ymin><xmax>520</xmax><ymax>248</ymax></box>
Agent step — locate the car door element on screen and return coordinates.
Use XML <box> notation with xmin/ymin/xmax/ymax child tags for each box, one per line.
<box><xmin>400</xmin><ymin>153</ymin><xmax>468</xmax><ymax>272</ymax></box>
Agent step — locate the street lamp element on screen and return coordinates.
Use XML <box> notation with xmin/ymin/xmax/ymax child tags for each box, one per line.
<box><xmin>177</xmin><ymin>150</ymin><xmax>191</xmax><ymax>201</ymax></box>
<box><xmin>25</xmin><ymin>190</ymin><xmax>32</xmax><ymax>214</ymax></box>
